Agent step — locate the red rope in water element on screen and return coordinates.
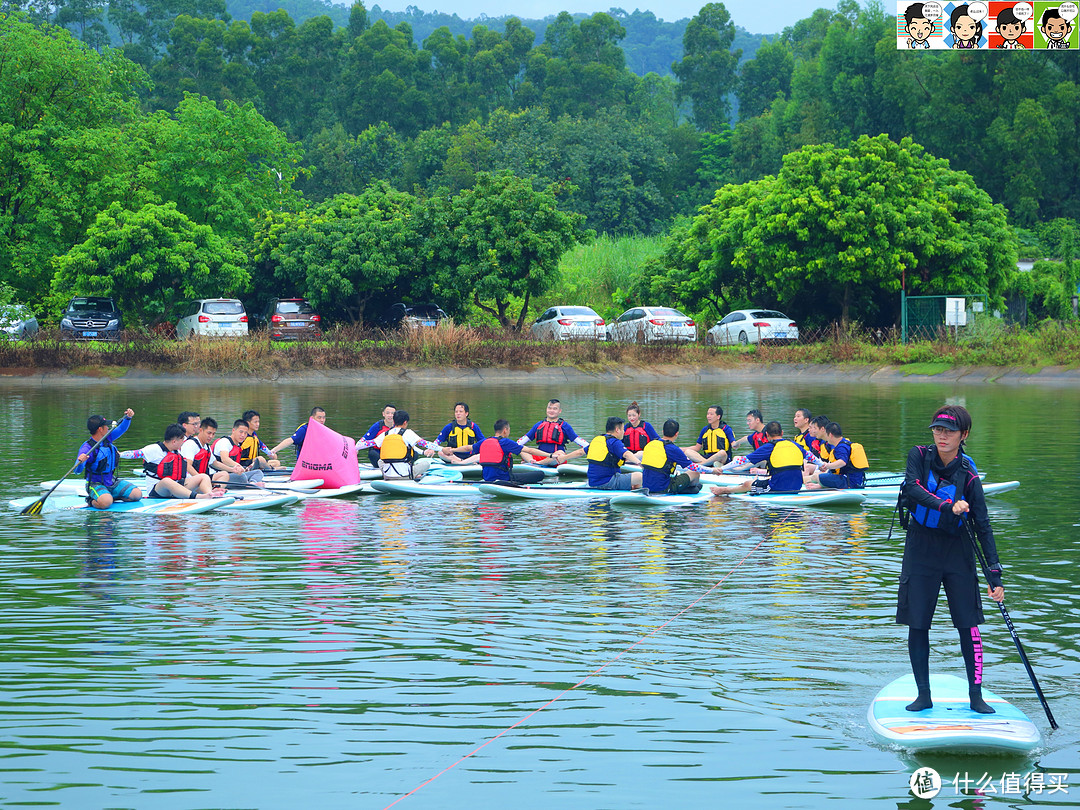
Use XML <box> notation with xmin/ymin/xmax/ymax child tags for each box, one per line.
<box><xmin>382</xmin><ymin>530</ymin><xmax>776</xmax><ymax>809</ymax></box>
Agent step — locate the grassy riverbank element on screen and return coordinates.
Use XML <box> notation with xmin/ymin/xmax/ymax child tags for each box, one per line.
<box><xmin>1</xmin><ymin>321</ymin><xmax>1078</xmax><ymax>377</ymax></box>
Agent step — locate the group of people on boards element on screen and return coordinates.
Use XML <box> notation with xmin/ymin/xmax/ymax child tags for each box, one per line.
<box><xmin>75</xmin><ymin>409</ymin><xmax>283</xmax><ymax>507</ymax></box>
<box><xmin>336</xmin><ymin>399</ymin><xmax>869</xmax><ymax>495</ymax></box>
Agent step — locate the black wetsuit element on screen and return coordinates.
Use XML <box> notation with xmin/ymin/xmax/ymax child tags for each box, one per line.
<box><xmin>896</xmin><ymin>445</ymin><xmax>1000</xmax><ymax>629</ymax></box>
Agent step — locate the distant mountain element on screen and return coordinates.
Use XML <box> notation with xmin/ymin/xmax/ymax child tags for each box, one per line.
<box><xmin>223</xmin><ymin>0</ymin><xmax>774</xmax><ymax>75</ymax></box>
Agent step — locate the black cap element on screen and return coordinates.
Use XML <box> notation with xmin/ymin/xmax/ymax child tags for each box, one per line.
<box><xmin>928</xmin><ymin>412</ymin><xmax>962</xmax><ymax>430</ymax></box>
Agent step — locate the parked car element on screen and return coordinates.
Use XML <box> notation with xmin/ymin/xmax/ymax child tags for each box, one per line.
<box><xmin>0</xmin><ymin>303</ymin><xmax>39</xmax><ymax>340</ymax></box>
<box><xmin>60</xmin><ymin>297</ymin><xmax>123</xmax><ymax>340</ymax></box>
<box><xmin>176</xmin><ymin>299</ymin><xmax>248</xmax><ymax>339</ymax></box>
<box><xmin>607</xmin><ymin>306</ymin><xmax>697</xmax><ymax>344</ymax></box>
<box><xmin>529</xmin><ymin>306</ymin><xmax>605</xmax><ymax>340</ymax></box>
<box><xmin>257</xmin><ymin>297</ymin><xmax>322</xmax><ymax>340</ymax></box>
<box><xmin>706</xmin><ymin>309</ymin><xmax>799</xmax><ymax>345</ymax></box>
<box><xmin>385</xmin><ymin>302</ymin><xmax>448</xmax><ymax>328</ymax></box>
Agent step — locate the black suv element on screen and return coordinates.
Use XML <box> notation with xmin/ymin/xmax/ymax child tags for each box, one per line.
<box><xmin>385</xmin><ymin>302</ymin><xmax>448</xmax><ymax>328</ymax></box>
<box><xmin>60</xmin><ymin>297</ymin><xmax>123</xmax><ymax>340</ymax></box>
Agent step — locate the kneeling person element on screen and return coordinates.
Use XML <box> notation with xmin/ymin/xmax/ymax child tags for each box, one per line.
<box><xmin>586</xmin><ymin>417</ymin><xmax>643</xmax><ymax>490</ymax></box>
<box><xmin>141</xmin><ymin>424</ymin><xmax>223</xmax><ymax>499</ymax></box>
<box><xmin>642</xmin><ymin>419</ymin><xmax>704</xmax><ymax>494</ymax></box>
<box><xmin>711</xmin><ymin>421</ymin><xmax>807</xmax><ymax>496</ymax></box>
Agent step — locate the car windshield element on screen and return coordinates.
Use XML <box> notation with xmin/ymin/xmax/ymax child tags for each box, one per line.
<box><xmin>68</xmin><ymin>298</ymin><xmax>115</xmax><ymax>313</ymax></box>
<box><xmin>276</xmin><ymin>301</ymin><xmax>315</xmax><ymax>315</ymax></box>
<box><xmin>751</xmin><ymin>310</ymin><xmax>789</xmax><ymax>319</ymax></box>
<box><xmin>560</xmin><ymin>307</ymin><xmax>596</xmax><ymax>316</ymax></box>
<box><xmin>203</xmin><ymin>301</ymin><xmax>244</xmax><ymax>315</ymax></box>
<box><xmin>651</xmin><ymin>308</ymin><xmax>685</xmax><ymax>317</ymax></box>
<box><xmin>408</xmin><ymin>305</ymin><xmax>443</xmax><ymax>318</ymax></box>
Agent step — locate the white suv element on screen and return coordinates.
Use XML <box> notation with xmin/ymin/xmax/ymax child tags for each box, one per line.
<box><xmin>176</xmin><ymin>299</ymin><xmax>249</xmax><ymax>339</ymax></box>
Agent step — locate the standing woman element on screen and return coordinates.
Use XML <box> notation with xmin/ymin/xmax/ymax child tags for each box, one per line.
<box><xmin>622</xmin><ymin>402</ymin><xmax>659</xmax><ymax>456</ymax></box>
<box><xmin>897</xmin><ymin>405</ymin><xmax>1004</xmax><ymax>713</ymax></box>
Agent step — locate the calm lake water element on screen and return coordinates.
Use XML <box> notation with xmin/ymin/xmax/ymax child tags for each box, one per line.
<box><xmin>1</xmin><ymin>376</ymin><xmax>1077</xmax><ymax>809</ymax></box>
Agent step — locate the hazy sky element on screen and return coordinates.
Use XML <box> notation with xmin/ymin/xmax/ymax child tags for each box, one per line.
<box><xmin>369</xmin><ymin>0</ymin><xmax>832</xmax><ymax>34</ymax></box>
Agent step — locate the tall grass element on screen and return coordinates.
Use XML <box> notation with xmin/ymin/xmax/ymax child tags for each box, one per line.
<box><xmin>536</xmin><ymin>235</ymin><xmax>664</xmax><ymax>321</ymax></box>
<box><xmin>1</xmin><ymin>321</ymin><xmax>1078</xmax><ymax>375</ymax></box>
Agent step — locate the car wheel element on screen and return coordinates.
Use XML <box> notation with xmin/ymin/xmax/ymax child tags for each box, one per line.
<box><xmin>738</xmin><ymin>331</ymin><xmax>749</xmax><ymax>345</ymax></box>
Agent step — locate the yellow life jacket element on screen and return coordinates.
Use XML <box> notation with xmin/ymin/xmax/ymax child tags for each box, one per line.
<box><xmin>380</xmin><ymin>429</ymin><xmax>415</xmax><ymax>464</ymax></box>
<box><xmin>700</xmin><ymin>425</ymin><xmax>731</xmax><ymax>456</ymax></box>
<box><xmin>238</xmin><ymin>434</ymin><xmax>259</xmax><ymax>465</ymax></box>
<box><xmin>446</xmin><ymin>422</ymin><xmax>478</xmax><ymax>448</ymax></box>
<box><xmin>767</xmin><ymin>439</ymin><xmax>805</xmax><ymax>475</ymax></box>
<box><xmin>793</xmin><ymin>431</ymin><xmax>811</xmax><ymax>453</ymax></box>
<box><xmin>819</xmin><ymin>442</ymin><xmax>835</xmax><ymax>463</ymax></box>
<box><xmin>642</xmin><ymin>438</ymin><xmax>676</xmax><ymax>476</ymax></box>
<box><xmin>837</xmin><ymin>438</ymin><xmax>869</xmax><ymax>470</ymax></box>
<box><xmin>587</xmin><ymin>435</ymin><xmax>623</xmax><ymax>468</ymax></box>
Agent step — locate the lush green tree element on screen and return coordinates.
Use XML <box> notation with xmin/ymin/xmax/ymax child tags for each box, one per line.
<box><xmin>50</xmin><ymin>202</ymin><xmax>247</xmax><ymax>323</ymax></box>
<box><xmin>436</xmin><ymin>172</ymin><xmax>590</xmax><ymax>329</ymax></box>
<box><xmin>0</xmin><ymin>14</ymin><xmax>147</xmax><ymax>308</ymax></box>
<box><xmin>672</xmin><ymin>3</ymin><xmax>741</xmax><ymax>132</ymax></box>
<box><xmin>659</xmin><ymin>135</ymin><xmax>1017</xmax><ymax>328</ymax></box>
<box><xmin>132</xmin><ymin>93</ymin><xmax>304</xmax><ymax>240</ymax></box>
<box><xmin>737</xmin><ymin>38</ymin><xmax>793</xmax><ymax>120</ymax></box>
<box><xmin>251</xmin><ymin>185</ymin><xmax>422</xmax><ymax>323</ymax></box>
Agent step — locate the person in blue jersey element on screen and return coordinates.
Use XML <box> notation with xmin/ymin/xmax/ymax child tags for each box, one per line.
<box><xmin>710</xmin><ymin>421</ymin><xmax>810</xmax><ymax>495</ymax></box>
<box><xmin>685</xmin><ymin>405</ymin><xmax>736</xmax><ymax>466</ymax></box>
<box><xmin>268</xmin><ymin>407</ymin><xmax>327</xmax><ymax>460</ymax></box>
<box><xmin>731</xmin><ymin>409</ymin><xmax>769</xmax><ymax>452</ymax></box>
<box><xmin>621</xmin><ymin>402</ymin><xmax>659</xmax><ymax>455</ymax></box>
<box><xmin>804</xmin><ymin>415</ymin><xmax>830</xmax><ymax>461</ymax></box>
<box><xmin>641</xmin><ymin>419</ymin><xmax>706</xmax><ymax>494</ymax></box>
<box><xmin>518</xmin><ymin>399</ymin><xmax>588</xmax><ymax>465</ymax></box>
<box><xmin>436</xmin><ymin>402</ymin><xmax>485</xmax><ymax>462</ymax></box>
<box><xmin>356</xmin><ymin>404</ymin><xmax>396</xmax><ymax>466</ymax></box>
<box><xmin>806</xmin><ymin>422</ymin><xmax>868</xmax><ymax>489</ymax></box>
<box><xmin>897</xmin><ymin>405</ymin><xmax>1004</xmax><ymax>714</ymax></box>
<box><xmin>75</xmin><ymin>409</ymin><xmax>143</xmax><ymax>509</ymax></box>
<box><xmin>586</xmin><ymin>417</ymin><xmax>643</xmax><ymax>490</ymax></box>
<box><xmin>456</xmin><ymin>420</ymin><xmax>551</xmax><ymax>484</ymax></box>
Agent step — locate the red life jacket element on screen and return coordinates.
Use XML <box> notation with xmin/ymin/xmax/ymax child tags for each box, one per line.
<box><xmin>478</xmin><ymin>437</ymin><xmax>512</xmax><ymax>471</ymax></box>
<box><xmin>223</xmin><ymin>437</ymin><xmax>244</xmax><ymax>465</ymax></box>
<box><xmin>750</xmin><ymin>430</ymin><xmax>769</xmax><ymax>450</ymax></box>
<box><xmin>535</xmin><ymin>420</ymin><xmax>566</xmax><ymax>447</ymax></box>
<box><xmin>145</xmin><ymin>442</ymin><xmax>185</xmax><ymax>482</ymax></box>
<box><xmin>184</xmin><ymin>437</ymin><xmax>212</xmax><ymax>475</ymax></box>
<box><xmin>623</xmin><ymin>423</ymin><xmax>650</xmax><ymax>453</ymax></box>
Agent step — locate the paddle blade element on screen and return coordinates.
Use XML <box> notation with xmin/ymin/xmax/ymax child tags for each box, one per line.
<box><xmin>19</xmin><ymin>496</ymin><xmax>46</xmax><ymax>516</ymax></box>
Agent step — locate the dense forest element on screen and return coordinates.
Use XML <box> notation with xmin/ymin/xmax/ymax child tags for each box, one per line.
<box><xmin>1</xmin><ymin>0</ymin><xmax>1078</xmax><ymax>331</ymax></box>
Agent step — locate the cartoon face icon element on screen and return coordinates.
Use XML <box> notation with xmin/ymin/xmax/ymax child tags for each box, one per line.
<box><xmin>999</xmin><ymin>20</ymin><xmax>1024</xmax><ymax>41</ymax></box>
<box><xmin>954</xmin><ymin>14</ymin><xmax>978</xmax><ymax>40</ymax></box>
<box><xmin>907</xmin><ymin>16</ymin><xmax>934</xmax><ymax>42</ymax></box>
<box><xmin>1042</xmin><ymin>15</ymin><xmax>1071</xmax><ymax>40</ymax></box>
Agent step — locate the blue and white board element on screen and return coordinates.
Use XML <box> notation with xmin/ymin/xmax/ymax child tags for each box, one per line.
<box><xmin>370</xmin><ymin>479</ymin><xmax>485</xmax><ymax>497</ymax></box>
<box><xmin>861</xmin><ymin>480</ymin><xmax>1020</xmax><ymax>502</ymax></box>
<box><xmin>868</xmin><ymin>673</ymin><xmax>1041</xmax><ymax>754</ymax></box>
<box><xmin>220</xmin><ymin>493</ymin><xmax>299</xmax><ymax>510</ymax></box>
<box><xmin>10</xmin><ymin>495</ymin><xmax>234</xmax><ymax>515</ymax></box>
<box><xmin>608</xmin><ymin>488</ymin><xmax>864</xmax><ymax>508</ymax></box>
<box><xmin>476</xmin><ymin>482</ymin><xmax>603</xmax><ymax>501</ymax></box>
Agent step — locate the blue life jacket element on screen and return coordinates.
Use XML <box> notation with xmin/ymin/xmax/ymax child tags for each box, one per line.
<box><xmin>906</xmin><ymin>446</ymin><xmax>976</xmax><ymax>531</ymax></box>
<box><xmin>85</xmin><ymin>443</ymin><xmax>119</xmax><ymax>484</ymax></box>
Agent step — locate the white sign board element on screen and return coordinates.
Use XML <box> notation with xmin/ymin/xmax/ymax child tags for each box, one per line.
<box><xmin>945</xmin><ymin>297</ymin><xmax>967</xmax><ymax>326</ymax></box>
<box><xmin>973</xmin><ymin>301</ymin><xmax>984</xmax><ymax>313</ymax></box>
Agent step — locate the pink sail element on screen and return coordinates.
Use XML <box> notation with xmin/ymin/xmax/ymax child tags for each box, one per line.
<box><xmin>293</xmin><ymin>418</ymin><xmax>359</xmax><ymax>488</ymax></box>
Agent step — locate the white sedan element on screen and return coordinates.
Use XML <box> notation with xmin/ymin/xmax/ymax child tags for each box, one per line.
<box><xmin>706</xmin><ymin>309</ymin><xmax>799</xmax><ymax>345</ymax></box>
<box><xmin>530</xmin><ymin>306</ymin><xmax>605</xmax><ymax>340</ymax></box>
<box><xmin>607</xmin><ymin>306</ymin><xmax>697</xmax><ymax>344</ymax></box>
<box><xmin>176</xmin><ymin>299</ymin><xmax>249</xmax><ymax>339</ymax></box>
<box><xmin>0</xmin><ymin>303</ymin><xmax>39</xmax><ymax>340</ymax></box>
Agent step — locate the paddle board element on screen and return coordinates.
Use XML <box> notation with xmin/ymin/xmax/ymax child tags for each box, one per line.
<box><xmin>370</xmin><ymin>479</ymin><xmax>485</xmax><ymax>497</ymax></box>
<box><xmin>860</xmin><ymin>481</ymin><xmax>1020</xmax><ymax>502</ymax></box>
<box><xmin>556</xmin><ymin>463</ymin><xmax>643</xmax><ymax>476</ymax></box>
<box><xmin>608</xmin><ymin>488</ymin><xmax>864</xmax><ymax>507</ymax></box>
<box><xmin>10</xmin><ymin>495</ymin><xmax>234</xmax><ymax>515</ymax></box>
<box><xmin>433</xmin><ymin>461</ymin><xmax>558</xmax><ymax>479</ymax></box>
<box><xmin>41</xmin><ymin>477</ymin><xmax>325</xmax><ymax>496</ymax></box>
<box><xmin>220</xmin><ymin>493</ymin><xmax>299</xmax><ymax>510</ymax></box>
<box><xmin>868</xmin><ymin>673</ymin><xmax>1041</xmax><ymax>754</ymax></box>
<box><xmin>476</xmin><ymin>482</ymin><xmax>604</xmax><ymax>501</ymax></box>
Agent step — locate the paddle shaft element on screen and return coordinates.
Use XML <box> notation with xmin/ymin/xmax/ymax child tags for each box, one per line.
<box><xmin>965</xmin><ymin>521</ymin><xmax>1059</xmax><ymax>730</ymax></box>
<box><xmin>22</xmin><ymin>417</ymin><xmax>124</xmax><ymax>515</ymax></box>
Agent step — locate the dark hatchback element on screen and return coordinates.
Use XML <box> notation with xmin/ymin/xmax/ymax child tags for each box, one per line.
<box><xmin>59</xmin><ymin>297</ymin><xmax>123</xmax><ymax>340</ymax></box>
<box><xmin>387</xmin><ymin>302</ymin><xmax>447</xmax><ymax>328</ymax></box>
<box><xmin>258</xmin><ymin>298</ymin><xmax>322</xmax><ymax>340</ymax></box>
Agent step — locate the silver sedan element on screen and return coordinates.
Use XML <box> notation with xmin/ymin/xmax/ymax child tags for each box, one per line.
<box><xmin>530</xmin><ymin>306</ymin><xmax>606</xmax><ymax>340</ymax></box>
